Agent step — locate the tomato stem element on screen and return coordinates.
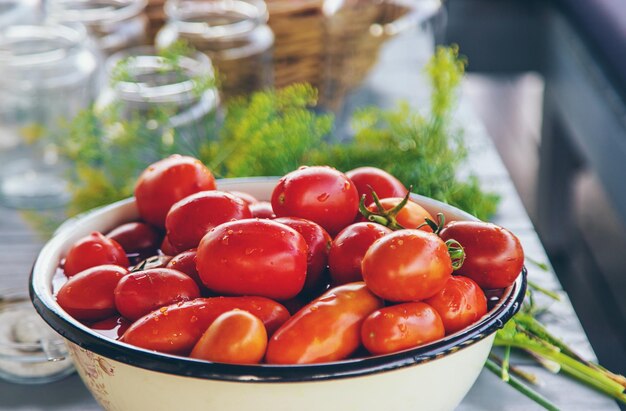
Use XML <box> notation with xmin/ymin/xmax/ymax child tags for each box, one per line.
<box><xmin>445</xmin><ymin>239</ymin><xmax>465</xmax><ymax>270</ymax></box>
<box><xmin>358</xmin><ymin>190</ymin><xmax>407</xmax><ymax>231</ymax></box>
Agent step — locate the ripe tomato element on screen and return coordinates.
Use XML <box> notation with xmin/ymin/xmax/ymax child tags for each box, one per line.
<box><xmin>328</xmin><ymin>222</ymin><xmax>392</xmax><ymax>285</ymax></box>
<box><xmin>122</xmin><ymin>297</ymin><xmax>289</xmax><ymax>355</ymax></box>
<box><xmin>274</xmin><ymin>217</ymin><xmax>332</xmax><ymax>294</ymax></box>
<box><xmin>114</xmin><ymin>268</ymin><xmax>200</xmax><ymax>321</ymax></box>
<box><xmin>361</xmin><ymin>302</ymin><xmax>445</xmax><ymax>355</ymax></box>
<box><xmin>57</xmin><ymin>265</ymin><xmax>128</xmax><ymax>320</ymax></box>
<box><xmin>165</xmin><ymin>191</ymin><xmax>252</xmax><ymax>251</ymax></box>
<box><xmin>249</xmin><ymin>201</ymin><xmax>276</xmax><ymax>219</ymax></box>
<box><xmin>64</xmin><ymin>232</ymin><xmax>129</xmax><ymax>277</ymax></box>
<box><xmin>439</xmin><ymin>221</ymin><xmax>524</xmax><ymax>289</ymax></box>
<box><xmin>159</xmin><ymin>235</ymin><xmax>180</xmax><ymax>256</ymax></box>
<box><xmin>166</xmin><ymin>249</ymin><xmax>201</xmax><ymax>286</ymax></box>
<box><xmin>106</xmin><ymin>222</ymin><xmax>162</xmax><ymax>257</ymax></box>
<box><xmin>265</xmin><ymin>282</ymin><xmax>382</xmax><ymax>364</ymax></box>
<box><xmin>90</xmin><ymin>316</ymin><xmax>131</xmax><ymax>340</ymax></box>
<box><xmin>345</xmin><ymin>167</ymin><xmax>408</xmax><ymax>206</ymax></box>
<box><xmin>362</xmin><ymin>230</ymin><xmax>452</xmax><ymax>301</ymax></box>
<box><xmin>196</xmin><ymin>219</ymin><xmax>308</xmax><ymax>300</ymax></box>
<box><xmin>227</xmin><ymin>191</ymin><xmax>259</xmax><ymax>206</ymax></box>
<box><xmin>134</xmin><ymin>155</ymin><xmax>216</xmax><ymax>228</ymax></box>
<box><xmin>190</xmin><ymin>310</ymin><xmax>267</xmax><ymax>364</ymax></box>
<box><xmin>271</xmin><ymin>166</ymin><xmax>359</xmax><ymax>236</ymax></box>
<box><xmin>425</xmin><ymin>276</ymin><xmax>487</xmax><ymax>334</ymax></box>
<box><xmin>364</xmin><ymin>197</ymin><xmax>434</xmax><ymax>231</ymax></box>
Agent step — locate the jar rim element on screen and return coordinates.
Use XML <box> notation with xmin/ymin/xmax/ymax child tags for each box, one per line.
<box><xmin>47</xmin><ymin>0</ymin><xmax>148</xmax><ymax>26</ymax></box>
<box><xmin>106</xmin><ymin>45</ymin><xmax>215</xmax><ymax>105</ymax></box>
<box><xmin>0</xmin><ymin>24</ymin><xmax>87</xmax><ymax>68</ymax></box>
<box><xmin>165</xmin><ymin>0</ymin><xmax>268</xmax><ymax>39</ymax></box>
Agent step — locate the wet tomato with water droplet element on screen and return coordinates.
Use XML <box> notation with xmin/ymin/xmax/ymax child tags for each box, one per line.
<box><xmin>90</xmin><ymin>316</ymin><xmax>131</xmax><ymax>340</ymax></box>
<box><xmin>345</xmin><ymin>166</ymin><xmax>408</xmax><ymax>205</ymax></box>
<box><xmin>190</xmin><ymin>310</ymin><xmax>267</xmax><ymax>364</ymax></box>
<box><xmin>196</xmin><ymin>219</ymin><xmax>308</xmax><ymax>300</ymax></box>
<box><xmin>425</xmin><ymin>276</ymin><xmax>487</xmax><ymax>334</ymax></box>
<box><xmin>265</xmin><ymin>282</ymin><xmax>382</xmax><ymax>364</ymax></box>
<box><xmin>328</xmin><ymin>222</ymin><xmax>392</xmax><ymax>285</ymax></box>
<box><xmin>362</xmin><ymin>230</ymin><xmax>452</xmax><ymax>302</ymax></box>
<box><xmin>121</xmin><ymin>297</ymin><xmax>289</xmax><ymax>355</ymax></box>
<box><xmin>134</xmin><ymin>155</ymin><xmax>216</xmax><ymax>228</ymax></box>
<box><xmin>249</xmin><ymin>201</ymin><xmax>276</xmax><ymax>219</ymax></box>
<box><xmin>166</xmin><ymin>249</ymin><xmax>201</xmax><ymax>286</ymax></box>
<box><xmin>63</xmin><ymin>232</ymin><xmax>129</xmax><ymax>277</ymax></box>
<box><xmin>57</xmin><ymin>265</ymin><xmax>128</xmax><ymax>321</ymax></box>
<box><xmin>439</xmin><ymin>221</ymin><xmax>524</xmax><ymax>289</ymax></box>
<box><xmin>364</xmin><ymin>197</ymin><xmax>434</xmax><ymax>231</ymax></box>
<box><xmin>271</xmin><ymin>166</ymin><xmax>359</xmax><ymax>236</ymax></box>
<box><xmin>361</xmin><ymin>302</ymin><xmax>444</xmax><ymax>355</ymax></box>
<box><xmin>114</xmin><ymin>268</ymin><xmax>200</xmax><ymax>321</ymax></box>
<box><xmin>106</xmin><ymin>222</ymin><xmax>162</xmax><ymax>257</ymax></box>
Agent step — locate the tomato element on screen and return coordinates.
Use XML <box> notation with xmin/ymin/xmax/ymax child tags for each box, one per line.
<box><xmin>249</xmin><ymin>201</ymin><xmax>276</xmax><ymax>219</ymax></box>
<box><xmin>122</xmin><ymin>297</ymin><xmax>290</xmax><ymax>355</ymax></box>
<box><xmin>425</xmin><ymin>276</ymin><xmax>487</xmax><ymax>334</ymax></box>
<box><xmin>190</xmin><ymin>310</ymin><xmax>267</xmax><ymax>364</ymax></box>
<box><xmin>90</xmin><ymin>316</ymin><xmax>131</xmax><ymax>340</ymax></box>
<box><xmin>64</xmin><ymin>232</ymin><xmax>129</xmax><ymax>277</ymax></box>
<box><xmin>345</xmin><ymin>167</ymin><xmax>408</xmax><ymax>206</ymax></box>
<box><xmin>114</xmin><ymin>268</ymin><xmax>200</xmax><ymax>321</ymax></box>
<box><xmin>106</xmin><ymin>222</ymin><xmax>162</xmax><ymax>257</ymax></box>
<box><xmin>228</xmin><ymin>191</ymin><xmax>259</xmax><ymax>206</ymax></box>
<box><xmin>439</xmin><ymin>221</ymin><xmax>524</xmax><ymax>289</ymax></box>
<box><xmin>274</xmin><ymin>217</ymin><xmax>332</xmax><ymax>294</ymax></box>
<box><xmin>57</xmin><ymin>265</ymin><xmax>128</xmax><ymax>321</ymax></box>
<box><xmin>166</xmin><ymin>249</ymin><xmax>201</xmax><ymax>286</ymax></box>
<box><xmin>364</xmin><ymin>197</ymin><xmax>434</xmax><ymax>231</ymax></box>
<box><xmin>362</xmin><ymin>230</ymin><xmax>452</xmax><ymax>302</ymax></box>
<box><xmin>265</xmin><ymin>282</ymin><xmax>382</xmax><ymax>364</ymax></box>
<box><xmin>159</xmin><ymin>235</ymin><xmax>179</xmax><ymax>256</ymax></box>
<box><xmin>271</xmin><ymin>166</ymin><xmax>359</xmax><ymax>236</ymax></box>
<box><xmin>328</xmin><ymin>222</ymin><xmax>392</xmax><ymax>285</ymax></box>
<box><xmin>134</xmin><ymin>155</ymin><xmax>216</xmax><ymax>228</ymax></box>
<box><xmin>196</xmin><ymin>219</ymin><xmax>308</xmax><ymax>300</ymax></box>
<box><xmin>165</xmin><ymin>191</ymin><xmax>252</xmax><ymax>251</ymax></box>
<box><xmin>361</xmin><ymin>302</ymin><xmax>445</xmax><ymax>355</ymax></box>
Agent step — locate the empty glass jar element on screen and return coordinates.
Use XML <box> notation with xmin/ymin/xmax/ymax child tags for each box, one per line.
<box><xmin>0</xmin><ymin>24</ymin><xmax>99</xmax><ymax>209</ymax></box>
<box><xmin>157</xmin><ymin>0</ymin><xmax>274</xmax><ymax>99</ymax></box>
<box><xmin>46</xmin><ymin>0</ymin><xmax>149</xmax><ymax>56</ymax></box>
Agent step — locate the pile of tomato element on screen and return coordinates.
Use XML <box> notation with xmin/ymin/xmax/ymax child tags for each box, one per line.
<box><xmin>54</xmin><ymin>155</ymin><xmax>524</xmax><ymax>365</ymax></box>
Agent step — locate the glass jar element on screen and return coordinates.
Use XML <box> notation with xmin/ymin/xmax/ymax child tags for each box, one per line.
<box><xmin>95</xmin><ymin>46</ymin><xmax>219</xmax><ymax>162</ymax></box>
<box><xmin>157</xmin><ymin>0</ymin><xmax>274</xmax><ymax>99</ymax></box>
<box><xmin>46</xmin><ymin>0</ymin><xmax>149</xmax><ymax>56</ymax></box>
<box><xmin>0</xmin><ymin>24</ymin><xmax>99</xmax><ymax>209</ymax></box>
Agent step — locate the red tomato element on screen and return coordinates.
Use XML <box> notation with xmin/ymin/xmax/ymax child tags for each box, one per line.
<box><xmin>90</xmin><ymin>316</ymin><xmax>131</xmax><ymax>340</ymax></box>
<box><xmin>439</xmin><ymin>221</ymin><xmax>524</xmax><ymax>289</ymax></box>
<box><xmin>274</xmin><ymin>217</ymin><xmax>332</xmax><ymax>294</ymax></box>
<box><xmin>361</xmin><ymin>302</ymin><xmax>445</xmax><ymax>355</ymax></box>
<box><xmin>114</xmin><ymin>268</ymin><xmax>200</xmax><ymax>321</ymax></box>
<box><xmin>362</xmin><ymin>230</ymin><xmax>452</xmax><ymax>302</ymax></box>
<box><xmin>227</xmin><ymin>191</ymin><xmax>259</xmax><ymax>206</ymax></box>
<box><xmin>64</xmin><ymin>232</ymin><xmax>129</xmax><ymax>277</ymax></box>
<box><xmin>57</xmin><ymin>265</ymin><xmax>128</xmax><ymax>320</ymax></box>
<box><xmin>159</xmin><ymin>235</ymin><xmax>179</xmax><ymax>256</ymax></box>
<box><xmin>271</xmin><ymin>166</ymin><xmax>359</xmax><ymax>236</ymax></box>
<box><xmin>106</xmin><ymin>222</ymin><xmax>162</xmax><ymax>256</ymax></box>
<box><xmin>166</xmin><ymin>249</ymin><xmax>201</xmax><ymax>286</ymax></box>
<box><xmin>121</xmin><ymin>297</ymin><xmax>290</xmax><ymax>355</ymax></box>
<box><xmin>196</xmin><ymin>219</ymin><xmax>308</xmax><ymax>300</ymax></box>
<box><xmin>346</xmin><ymin>167</ymin><xmax>408</xmax><ymax>206</ymax></box>
<box><xmin>190</xmin><ymin>310</ymin><xmax>267</xmax><ymax>364</ymax></box>
<box><xmin>364</xmin><ymin>197</ymin><xmax>434</xmax><ymax>231</ymax></box>
<box><xmin>265</xmin><ymin>282</ymin><xmax>382</xmax><ymax>364</ymax></box>
<box><xmin>328</xmin><ymin>222</ymin><xmax>392</xmax><ymax>285</ymax></box>
<box><xmin>134</xmin><ymin>155</ymin><xmax>216</xmax><ymax>228</ymax></box>
<box><xmin>165</xmin><ymin>191</ymin><xmax>252</xmax><ymax>251</ymax></box>
<box><xmin>249</xmin><ymin>201</ymin><xmax>276</xmax><ymax>219</ymax></box>
<box><xmin>425</xmin><ymin>276</ymin><xmax>487</xmax><ymax>334</ymax></box>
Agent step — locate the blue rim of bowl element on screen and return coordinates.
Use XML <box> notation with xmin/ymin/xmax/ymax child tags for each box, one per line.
<box><xmin>29</xmin><ymin>190</ymin><xmax>527</xmax><ymax>383</ymax></box>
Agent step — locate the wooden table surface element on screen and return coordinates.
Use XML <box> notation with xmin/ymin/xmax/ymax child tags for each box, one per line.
<box><xmin>0</xmin><ymin>24</ymin><xmax>621</xmax><ymax>411</ymax></box>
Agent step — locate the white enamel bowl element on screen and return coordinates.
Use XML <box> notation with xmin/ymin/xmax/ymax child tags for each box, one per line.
<box><xmin>31</xmin><ymin>177</ymin><xmax>526</xmax><ymax>411</ymax></box>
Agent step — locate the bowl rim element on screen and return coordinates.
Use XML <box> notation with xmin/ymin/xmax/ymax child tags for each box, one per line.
<box><xmin>30</xmin><ymin>177</ymin><xmax>527</xmax><ymax>383</ymax></box>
